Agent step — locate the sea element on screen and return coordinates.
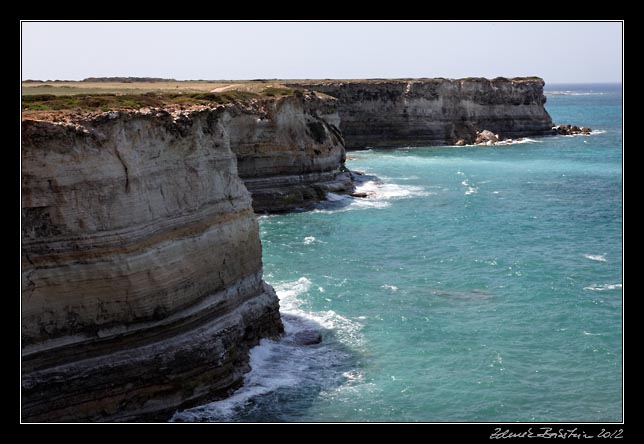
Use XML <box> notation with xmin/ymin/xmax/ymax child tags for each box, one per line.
<box><xmin>173</xmin><ymin>83</ymin><xmax>623</xmax><ymax>423</ymax></box>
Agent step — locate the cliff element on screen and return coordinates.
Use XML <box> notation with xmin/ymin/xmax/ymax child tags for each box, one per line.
<box><xmin>21</xmin><ymin>106</ymin><xmax>288</xmax><ymax>421</ymax></box>
<box><xmin>226</xmin><ymin>93</ymin><xmax>352</xmax><ymax>213</ymax></box>
<box><xmin>285</xmin><ymin>77</ymin><xmax>554</xmax><ymax>148</ymax></box>
<box><xmin>21</xmin><ymin>78</ymin><xmax>556</xmax><ymax>421</ymax></box>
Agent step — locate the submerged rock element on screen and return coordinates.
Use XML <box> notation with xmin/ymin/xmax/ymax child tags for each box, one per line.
<box><xmin>292</xmin><ymin>330</ymin><xmax>323</xmax><ymax>345</ymax></box>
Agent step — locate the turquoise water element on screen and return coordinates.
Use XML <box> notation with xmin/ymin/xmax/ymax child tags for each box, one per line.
<box><xmin>174</xmin><ymin>84</ymin><xmax>622</xmax><ymax>422</ymax></box>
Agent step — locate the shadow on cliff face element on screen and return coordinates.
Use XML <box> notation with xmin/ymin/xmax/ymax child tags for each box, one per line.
<box><xmin>170</xmin><ymin>312</ymin><xmax>361</xmax><ymax>422</ymax></box>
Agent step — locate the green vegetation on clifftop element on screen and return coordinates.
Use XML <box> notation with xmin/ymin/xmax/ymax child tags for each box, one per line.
<box><xmin>21</xmin><ymin>89</ymin><xmax>296</xmax><ymax>112</ymax></box>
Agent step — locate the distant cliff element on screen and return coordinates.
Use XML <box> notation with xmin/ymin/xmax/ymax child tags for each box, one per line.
<box><xmin>226</xmin><ymin>93</ymin><xmax>352</xmax><ymax>213</ymax></box>
<box><xmin>286</xmin><ymin>77</ymin><xmax>554</xmax><ymax>148</ymax></box>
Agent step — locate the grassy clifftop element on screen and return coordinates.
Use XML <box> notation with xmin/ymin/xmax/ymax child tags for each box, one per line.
<box><xmin>21</xmin><ymin>77</ymin><xmax>545</xmax><ymax>112</ymax></box>
<box><xmin>21</xmin><ymin>80</ymin><xmax>298</xmax><ymax>112</ymax></box>
<box><xmin>22</xmin><ymin>89</ymin><xmax>296</xmax><ymax>112</ymax></box>
<box><xmin>22</xmin><ymin>79</ymin><xmax>295</xmax><ymax>96</ymax></box>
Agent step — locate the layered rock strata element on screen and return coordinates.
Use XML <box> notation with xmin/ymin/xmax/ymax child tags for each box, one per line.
<box><xmin>21</xmin><ymin>79</ymin><xmax>560</xmax><ymax>421</ymax></box>
<box><xmin>21</xmin><ymin>106</ymin><xmax>289</xmax><ymax>422</ymax></box>
<box><xmin>227</xmin><ymin>93</ymin><xmax>353</xmax><ymax>212</ymax></box>
<box><xmin>286</xmin><ymin>77</ymin><xmax>554</xmax><ymax>148</ymax></box>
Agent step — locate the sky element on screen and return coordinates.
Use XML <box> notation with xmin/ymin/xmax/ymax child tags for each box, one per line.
<box><xmin>21</xmin><ymin>22</ymin><xmax>622</xmax><ymax>83</ymax></box>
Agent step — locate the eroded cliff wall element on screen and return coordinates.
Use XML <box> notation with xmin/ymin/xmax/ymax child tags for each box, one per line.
<box><xmin>286</xmin><ymin>78</ymin><xmax>554</xmax><ymax>148</ymax></box>
<box><xmin>228</xmin><ymin>93</ymin><xmax>353</xmax><ymax>212</ymax></box>
<box><xmin>21</xmin><ymin>107</ymin><xmax>285</xmax><ymax>422</ymax></box>
<box><xmin>21</xmin><ymin>79</ymin><xmax>553</xmax><ymax>421</ymax></box>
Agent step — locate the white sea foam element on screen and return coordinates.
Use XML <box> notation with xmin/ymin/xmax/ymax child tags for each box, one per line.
<box><xmin>584</xmin><ymin>283</ymin><xmax>622</xmax><ymax>291</ymax></box>
<box><xmin>545</xmin><ymin>91</ymin><xmax>605</xmax><ymax>96</ymax></box>
<box><xmin>452</xmin><ymin>138</ymin><xmax>540</xmax><ymax>148</ymax></box>
<box><xmin>274</xmin><ymin>277</ymin><xmax>312</xmax><ymax>302</ymax></box>
<box><xmin>273</xmin><ymin>277</ymin><xmax>365</xmax><ymax>352</ymax></box>
<box><xmin>355</xmin><ymin>180</ymin><xmax>430</xmax><ymax>200</ymax></box>
<box><xmin>315</xmin><ymin>178</ymin><xmax>431</xmax><ymax>214</ymax></box>
<box><xmin>494</xmin><ymin>137</ymin><xmax>540</xmax><ymax>146</ymax></box>
<box><xmin>460</xmin><ymin>173</ymin><xmax>478</xmax><ymax>195</ymax></box>
<box><xmin>171</xmin><ymin>277</ymin><xmax>364</xmax><ymax>422</ymax></box>
<box><xmin>325</xmin><ymin>192</ymin><xmax>348</xmax><ymax>202</ymax></box>
<box><xmin>274</xmin><ymin>278</ymin><xmax>365</xmax><ymax>348</ymax></box>
<box><xmin>381</xmin><ymin>284</ymin><xmax>398</xmax><ymax>292</ymax></box>
<box><xmin>559</xmin><ymin>129</ymin><xmax>606</xmax><ymax>138</ymax></box>
<box><xmin>584</xmin><ymin>254</ymin><xmax>607</xmax><ymax>262</ymax></box>
<box><xmin>303</xmin><ymin>236</ymin><xmax>316</xmax><ymax>245</ymax></box>
<box><xmin>316</xmin><ymin>195</ymin><xmax>390</xmax><ymax>212</ymax></box>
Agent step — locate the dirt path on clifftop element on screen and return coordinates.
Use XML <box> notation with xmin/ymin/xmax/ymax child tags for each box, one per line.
<box><xmin>210</xmin><ymin>84</ymin><xmax>243</xmax><ymax>93</ymax></box>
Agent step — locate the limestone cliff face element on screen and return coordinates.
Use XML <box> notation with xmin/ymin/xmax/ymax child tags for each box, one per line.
<box><xmin>286</xmin><ymin>78</ymin><xmax>554</xmax><ymax>148</ymax></box>
<box><xmin>227</xmin><ymin>93</ymin><xmax>353</xmax><ymax>212</ymax></box>
<box><xmin>21</xmin><ymin>108</ymin><xmax>285</xmax><ymax>422</ymax></box>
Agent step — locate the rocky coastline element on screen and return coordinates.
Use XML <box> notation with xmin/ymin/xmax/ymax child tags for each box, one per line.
<box><xmin>22</xmin><ymin>76</ymin><xmax>587</xmax><ymax>422</ymax></box>
<box><xmin>286</xmin><ymin>77</ymin><xmax>556</xmax><ymax>149</ymax></box>
<box><xmin>21</xmin><ymin>106</ymin><xmax>289</xmax><ymax>421</ymax></box>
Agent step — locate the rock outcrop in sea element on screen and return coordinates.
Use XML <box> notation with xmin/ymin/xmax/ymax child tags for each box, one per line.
<box><xmin>552</xmin><ymin>124</ymin><xmax>593</xmax><ymax>136</ymax></box>
<box><xmin>286</xmin><ymin>77</ymin><xmax>555</xmax><ymax>148</ymax></box>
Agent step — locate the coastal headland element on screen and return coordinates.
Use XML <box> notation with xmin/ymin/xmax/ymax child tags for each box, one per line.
<box><xmin>21</xmin><ymin>77</ymin><xmax>582</xmax><ymax>421</ymax></box>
